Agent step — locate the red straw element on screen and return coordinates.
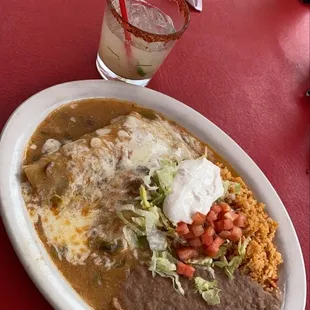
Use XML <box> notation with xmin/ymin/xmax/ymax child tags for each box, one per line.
<box><xmin>119</xmin><ymin>0</ymin><xmax>132</xmax><ymax>59</ymax></box>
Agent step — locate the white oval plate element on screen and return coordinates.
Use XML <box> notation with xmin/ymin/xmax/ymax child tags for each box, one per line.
<box><xmin>0</xmin><ymin>80</ymin><xmax>306</xmax><ymax>310</ymax></box>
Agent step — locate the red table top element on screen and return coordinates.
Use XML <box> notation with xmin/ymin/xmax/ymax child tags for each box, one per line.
<box><xmin>0</xmin><ymin>0</ymin><xmax>309</xmax><ymax>309</ymax></box>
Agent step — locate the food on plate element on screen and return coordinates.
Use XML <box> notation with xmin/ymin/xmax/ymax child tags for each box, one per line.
<box><xmin>21</xmin><ymin>99</ymin><xmax>283</xmax><ymax>309</ymax></box>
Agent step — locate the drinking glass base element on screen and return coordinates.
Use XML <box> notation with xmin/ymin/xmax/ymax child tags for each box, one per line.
<box><xmin>96</xmin><ymin>55</ymin><xmax>151</xmax><ymax>87</ymax></box>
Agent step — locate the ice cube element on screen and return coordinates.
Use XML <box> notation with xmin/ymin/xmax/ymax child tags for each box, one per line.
<box><xmin>127</xmin><ymin>1</ymin><xmax>175</xmax><ymax>35</ymax></box>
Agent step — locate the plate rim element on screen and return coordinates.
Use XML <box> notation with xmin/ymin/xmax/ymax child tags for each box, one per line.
<box><xmin>0</xmin><ymin>80</ymin><xmax>306</xmax><ymax>310</ymax></box>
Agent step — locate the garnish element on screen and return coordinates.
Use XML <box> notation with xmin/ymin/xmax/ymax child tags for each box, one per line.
<box><xmin>194</xmin><ymin>277</ymin><xmax>221</xmax><ymax>305</ymax></box>
<box><xmin>142</xmin><ymin>159</ymin><xmax>178</xmax><ymax>207</ymax></box>
<box><xmin>214</xmin><ymin>237</ymin><xmax>251</xmax><ymax>279</ymax></box>
<box><xmin>136</xmin><ymin>66</ymin><xmax>146</xmax><ymax>77</ymax></box>
<box><xmin>119</xmin><ymin>159</ymin><xmax>249</xmax><ymax>303</ymax></box>
<box><xmin>149</xmin><ymin>251</ymin><xmax>184</xmax><ymax>295</ymax></box>
<box><xmin>117</xmin><ymin>204</ymin><xmax>168</xmax><ymax>251</ymax></box>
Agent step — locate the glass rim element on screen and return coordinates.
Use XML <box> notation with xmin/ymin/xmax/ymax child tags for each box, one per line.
<box><xmin>107</xmin><ymin>0</ymin><xmax>190</xmax><ymax>43</ymax></box>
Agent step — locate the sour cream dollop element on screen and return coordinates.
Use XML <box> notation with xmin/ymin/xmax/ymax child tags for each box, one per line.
<box><xmin>163</xmin><ymin>158</ymin><xmax>224</xmax><ymax>224</ymax></box>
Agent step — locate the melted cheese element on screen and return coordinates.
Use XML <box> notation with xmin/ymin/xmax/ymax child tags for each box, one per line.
<box><xmin>23</xmin><ymin>112</ymin><xmax>206</xmax><ymax>266</ymax></box>
<box><xmin>41</xmin><ymin>202</ymin><xmax>98</xmax><ymax>265</ymax></box>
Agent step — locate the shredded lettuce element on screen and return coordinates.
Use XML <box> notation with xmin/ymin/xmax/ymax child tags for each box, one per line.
<box><xmin>118</xmin><ymin>204</ymin><xmax>167</xmax><ymax>251</ymax></box>
<box><xmin>221</xmin><ymin>180</ymin><xmax>241</xmax><ymax>200</ymax></box>
<box><xmin>238</xmin><ymin>236</ymin><xmax>250</xmax><ymax>256</ymax></box>
<box><xmin>201</xmin><ymin>289</ymin><xmax>221</xmax><ymax>305</ymax></box>
<box><xmin>187</xmin><ymin>257</ymin><xmax>215</xmax><ymax>278</ymax></box>
<box><xmin>214</xmin><ymin>242</ymin><xmax>233</xmax><ymax>259</ymax></box>
<box><xmin>195</xmin><ymin>276</ymin><xmax>217</xmax><ymax>290</ymax></box>
<box><xmin>149</xmin><ymin>251</ymin><xmax>184</xmax><ymax>295</ymax></box>
<box><xmin>131</xmin><ymin>216</ymin><xmax>145</xmax><ymax>227</ymax></box>
<box><xmin>138</xmin><ymin>184</ymin><xmax>175</xmax><ymax>250</ymax></box>
<box><xmin>139</xmin><ymin>185</ymin><xmax>151</xmax><ymax>209</ymax></box>
<box><xmin>150</xmin><ymin>193</ymin><xmax>165</xmax><ymax>206</ymax></box>
<box><xmin>194</xmin><ymin>277</ymin><xmax>221</xmax><ymax>305</ymax></box>
<box><xmin>224</xmin><ymin>256</ymin><xmax>243</xmax><ymax>279</ymax></box>
<box><xmin>155</xmin><ymin>257</ymin><xmax>176</xmax><ymax>273</ymax></box>
<box><xmin>214</xmin><ymin>255</ymin><xmax>229</xmax><ymax>269</ymax></box>
<box><xmin>146</xmin><ymin>225</ymin><xmax>167</xmax><ymax>251</ymax></box>
<box><xmin>143</xmin><ymin>167</ymin><xmax>159</xmax><ymax>190</ymax></box>
<box><xmin>155</xmin><ymin>159</ymin><xmax>178</xmax><ymax>193</ymax></box>
<box><xmin>187</xmin><ymin>257</ymin><xmax>213</xmax><ymax>268</ymax></box>
<box><xmin>117</xmin><ymin>209</ymin><xmax>146</xmax><ymax>236</ymax></box>
<box><xmin>138</xmin><ymin>184</ymin><xmax>174</xmax><ymax>231</ymax></box>
<box><xmin>214</xmin><ymin>237</ymin><xmax>251</xmax><ymax>280</ymax></box>
<box><xmin>157</xmin><ymin>207</ymin><xmax>174</xmax><ymax>230</ymax></box>
<box><xmin>141</xmin><ymin>160</ymin><xmax>178</xmax><ymax>208</ymax></box>
<box><xmin>123</xmin><ymin>226</ymin><xmax>139</xmax><ymax>250</ymax></box>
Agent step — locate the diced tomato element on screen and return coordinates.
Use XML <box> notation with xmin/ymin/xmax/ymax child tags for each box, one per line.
<box><xmin>213</xmin><ymin>236</ymin><xmax>225</xmax><ymax>248</ymax></box>
<box><xmin>208</xmin><ymin>221</ymin><xmax>215</xmax><ymax>228</ymax></box>
<box><xmin>189</xmin><ymin>237</ymin><xmax>202</xmax><ymax>248</ymax></box>
<box><xmin>218</xmin><ymin>230</ymin><xmax>231</xmax><ymax>239</ymax></box>
<box><xmin>177</xmin><ymin>262</ymin><xmax>195</xmax><ymax>278</ymax></box>
<box><xmin>177</xmin><ymin>247</ymin><xmax>199</xmax><ymax>261</ymax></box>
<box><xmin>228</xmin><ymin>226</ymin><xmax>243</xmax><ymax>242</ymax></box>
<box><xmin>206</xmin><ymin>210</ymin><xmax>218</xmax><ymax>224</ymax></box>
<box><xmin>176</xmin><ymin>222</ymin><xmax>190</xmax><ymax>236</ymax></box>
<box><xmin>191</xmin><ymin>225</ymin><xmax>205</xmax><ymax>237</ymax></box>
<box><xmin>183</xmin><ymin>231</ymin><xmax>196</xmax><ymax>239</ymax></box>
<box><xmin>214</xmin><ymin>220</ymin><xmax>225</xmax><ymax>233</ymax></box>
<box><xmin>211</xmin><ymin>204</ymin><xmax>222</xmax><ymax>214</ymax></box>
<box><xmin>204</xmin><ymin>225</ymin><xmax>215</xmax><ymax>237</ymax></box>
<box><xmin>201</xmin><ymin>233</ymin><xmax>214</xmax><ymax>246</ymax></box>
<box><xmin>224</xmin><ymin>211</ymin><xmax>239</xmax><ymax>222</ymax></box>
<box><xmin>204</xmin><ymin>243</ymin><xmax>220</xmax><ymax>258</ymax></box>
<box><xmin>222</xmin><ymin>218</ymin><xmax>234</xmax><ymax>230</ymax></box>
<box><xmin>192</xmin><ymin>212</ymin><xmax>206</xmax><ymax>225</ymax></box>
<box><xmin>219</xmin><ymin>202</ymin><xmax>231</xmax><ymax>213</ymax></box>
<box><xmin>234</xmin><ymin>213</ymin><xmax>247</xmax><ymax>228</ymax></box>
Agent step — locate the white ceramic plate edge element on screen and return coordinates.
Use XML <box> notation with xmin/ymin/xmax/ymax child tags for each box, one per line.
<box><xmin>0</xmin><ymin>80</ymin><xmax>306</xmax><ymax>310</ymax></box>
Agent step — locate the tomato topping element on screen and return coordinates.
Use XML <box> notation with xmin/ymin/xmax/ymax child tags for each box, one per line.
<box><xmin>213</xmin><ymin>236</ymin><xmax>225</xmax><ymax>248</ymax></box>
<box><xmin>205</xmin><ymin>243</ymin><xmax>219</xmax><ymax>258</ymax></box>
<box><xmin>214</xmin><ymin>220</ymin><xmax>225</xmax><ymax>233</ymax></box>
<box><xmin>234</xmin><ymin>213</ymin><xmax>247</xmax><ymax>228</ymax></box>
<box><xmin>218</xmin><ymin>230</ymin><xmax>231</xmax><ymax>239</ymax></box>
<box><xmin>222</xmin><ymin>218</ymin><xmax>234</xmax><ymax>230</ymax></box>
<box><xmin>228</xmin><ymin>226</ymin><xmax>243</xmax><ymax>242</ymax></box>
<box><xmin>192</xmin><ymin>212</ymin><xmax>206</xmax><ymax>225</ymax></box>
<box><xmin>223</xmin><ymin>211</ymin><xmax>239</xmax><ymax>222</ymax></box>
<box><xmin>191</xmin><ymin>225</ymin><xmax>205</xmax><ymax>237</ymax></box>
<box><xmin>177</xmin><ymin>247</ymin><xmax>199</xmax><ymax>261</ymax></box>
<box><xmin>201</xmin><ymin>233</ymin><xmax>214</xmax><ymax>246</ymax></box>
<box><xmin>208</xmin><ymin>221</ymin><xmax>215</xmax><ymax>228</ymax></box>
<box><xmin>183</xmin><ymin>231</ymin><xmax>196</xmax><ymax>239</ymax></box>
<box><xmin>204</xmin><ymin>225</ymin><xmax>215</xmax><ymax>237</ymax></box>
<box><xmin>206</xmin><ymin>210</ymin><xmax>218</xmax><ymax>224</ymax></box>
<box><xmin>176</xmin><ymin>222</ymin><xmax>190</xmax><ymax>236</ymax></box>
<box><xmin>188</xmin><ymin>237</ymin><xmax>202</xmax><ymax>248</ymax></box>
<box><xmin>177</xmin><ymin>262</ymin><xmax>195</xmax><ymax>278</ymax></box>
<box><xmin>211</xmin><ymin>204</ymin><xmax>222</xmax><ymax>214</ymax></box>
<box><xmin>219</xmin><ymin>202</ymin><xmax>231</xmax><ymax>213</ymax></box>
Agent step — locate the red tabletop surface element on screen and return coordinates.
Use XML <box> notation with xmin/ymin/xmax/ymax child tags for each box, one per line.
<box><xmin>0</xmin><ymin>0</ymin><xmax>309</xmax><ymax>309</ymax></box>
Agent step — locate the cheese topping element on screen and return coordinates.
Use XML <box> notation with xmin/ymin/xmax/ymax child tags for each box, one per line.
<box><xmin>23</xmin><ymin>112</ymin><xmax>206</xmax><ymax>265</ymax></box>
<box><xmin>42</xmin><ymin>139</ymin><xmax>61</xmax><ymax>155</ymax></box>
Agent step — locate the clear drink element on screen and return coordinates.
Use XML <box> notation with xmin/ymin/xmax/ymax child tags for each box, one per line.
<box><xmin>96</xmin><ymin>0</ymin><xmax>190</xmax><ymax>86</ymax></box>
